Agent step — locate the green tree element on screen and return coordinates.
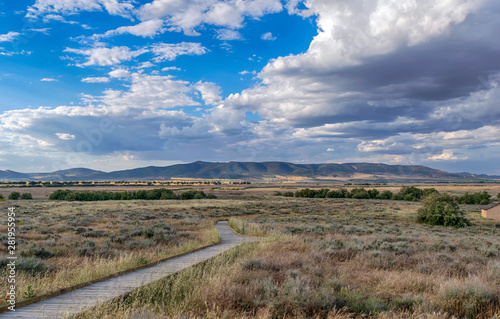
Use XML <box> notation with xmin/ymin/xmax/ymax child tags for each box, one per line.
<box><xmin>8</xmin><ymin>192</ymin><xmax>21</xmax><ymax>200</ymax></box>
<box><xmin>416</xmin><ymin>193</ymin><xmax>470</xmax><ymax>227</ymax></box>
<box><xmin>397</xmin><ymin>186</ymin><xmax>424</xmax><ymax>201</ymax></box>
<box><xmin>367</xmin><ymin>189</ymin><xmax>380</xmax><ymax>199</ymax></box>
<box><xmin>0</xmin><ymin>193</ymin><xmax>4</xmax><ymax>201</ymax></box>
<box><xmin>21</xmin><ymin>193</ymin><xmax>33</xmax><ymax>200</ymax></box>
<box><xmin>350</xmin><ymin>188</ymin><xmax>370</xmax><ymax>199</ymax></box>
<box><xmin>422</xmin><ymin>188</ymin><xmax>439</xmax><ymax>198</ymax></box>
<box><xmin>376</xmin><ymin>190</ymin><xmax>393</xmax><ymax>200</ymax></box>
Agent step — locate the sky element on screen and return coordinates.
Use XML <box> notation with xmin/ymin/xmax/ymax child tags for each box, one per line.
<box><xmin>0</xmin><ymin>0</ymin><xmax>499</xmax><ymax>175</ymax></box>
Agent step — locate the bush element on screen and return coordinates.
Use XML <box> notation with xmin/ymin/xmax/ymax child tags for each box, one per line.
<box><xmin>0</xmin><ymin>256</ymin><xmax>55</xmax><ymax>276</ymax></box>
<box><xmin>0</xmin><ymin>194</ymin><xmax>4</xmax><ymax>201</ymax></box>
<box><xmin>416</xmin><ymin>193</ymin><xmax>470</xmax><ymax>227</ymax></box>
<box><xmin>76</xmin><ymin>241</ymin><xmax>97</xmax><ymax>256</ymax></box>
<box><xmin>8</xmin><ymin>192</ymin><xmax>21</xmax><ymax>200</ymax></box>
<box><xmin>21</xmin><ymin>193</ymin><xmax>33</xmax><ymax>200</ymax></box>
<box><xmin>396</xmin><ymin>186</ymin><xmax>424</xmax><ymax>201</ymax></box>
<box><xmin>456</xmin><ymin>191</ymin><xmax>492</xmax><ymax>205</ymax></box>
<box><xmin>20</xmin><ymin>244</ymin><xmax>55</xmax><ymax>259</ymax></box>
<box><xmin>376</xmin><ymin>190</ymin><xmax>393</xmax><ymax>200</ymax></box>
<box><xmin>350</xmin><ymin>188</ymin><xmax>370</xmax><ymax>199</ymax></box>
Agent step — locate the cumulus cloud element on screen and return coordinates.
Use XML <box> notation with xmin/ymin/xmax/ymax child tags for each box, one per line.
<box><xmin>3</xmin><ymin>0</ymin><xmax>500</xmax><ymax>173</ymax></box>
<box><xmin>260</xmin><ymin>32</ymin><xmax>276</xmax><ymax>41</ymax></box>
<box><xmin>41</xmin><ymin>78</ymin><xmax>58</xmax><ymax>82</ymax></box>
<box><xmin>161</xmin><ymin>66</ymin><xmax>181</xmax><ymax>72</ymax></box>
<box><xmin>150</xmin><ymin>42</ymin><xmax>207</xmax><ymax>62</ymax></box>
<box><xmin>0</xmin><ymin>32</ymin><xmax>21</xmax><ymax>42</ymax></box>
<box><xmin>0</xmin><ymin>72</ymin><xmax>217</xmax><ymax>170</ymax></box>
<box><xmin>81</xmin><ymin>76</ymin><xmax>110</xmax><ymax>83</ymax></box>
<box><xmin>64</xmin><ymin>45</ymin><xmax>148</xmax><ymax>67</ymax></box>
<box><xmin>108</xmin><ymin>68</ymin><xmax>130</xmax><ymax>78</ymax></box>
<box><xmin>138</xmin><ymin>0</ymin><xmax>282</xmax><ymax>35</ymax></box>
<box><xmin>26</xmin><ymin>0</ymin><xmax>135</xmax><ymax>19</ymax></box>
<box><xmin>194</xmin><ymin>81</ymin><xmax>222</xmax><ymax>105</ymax></box>
<box><xmin>427</xmin><ymin>150</ymin><xmax>465</xmax><ymax>161</ymax></box>
<box><xmin>103</xmin><ymin>19</ymin><xmax>165</xmax><ymax>38</ymax></box>
<box><xmin>215</xmin><ymin>29</ymin><xmax>243</xmax><ymax>40</ymax></box>
<box><xmin>239</xmin><ymin>70</ymin><xmax>256</xmax><ymax>75</ymax></box>
<box><xmin>137</xmin><ymin>61</ymin><xmax>155</xmax><ymax>69</ymax></box>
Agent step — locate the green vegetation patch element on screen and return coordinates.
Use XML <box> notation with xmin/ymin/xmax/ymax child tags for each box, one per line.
<box><xmin>49</xmin><ymin>188</ymin><xmax>216</xmax><ymax>201</ymax></box>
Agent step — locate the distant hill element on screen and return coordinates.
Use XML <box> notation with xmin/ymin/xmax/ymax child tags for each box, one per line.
<box><xmin>0</xmin><ymin>161</ymin><xmax>497</xmax><ymax>182</ymax></box>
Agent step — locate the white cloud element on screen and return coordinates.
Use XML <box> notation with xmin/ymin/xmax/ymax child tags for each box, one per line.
<box><xmin>137</xmin><ymin>61</ymin><xmax>155</xmax><ymax>69</ymax></box>
<box><xmin>326</xmin><ymin>148</ymin><xmax>335</xmax><ymax>152</ymax></box>
<box><xmin>150</xmin><ymin>42</ymin><xmax>207</xmax><ymax>62</ymax></box>
<box><xmin>262</xmin><ymin>0</ymin><xmax>486</xmax><ymax>78</ymax></box>
<box><xmin>41</xmin><ymin>78</ymin><xmax>58</xmax><ymax>82</ymax></box>
<box><xmin>55</xmin><ymin>133</ymin><xmax>76</xmax><ymax>140</ymax></box>
<box><xmin>427</xmin><ymin>150</ymin><xmax>467</xmax><ymax>161</ymax></box>
<box><xmin>108</xmin><ymin>68</ymin><xmax>130</xmax><ymax>78</ymax></box>
<box><xmin>27</xmin><ymin>0</ymin><xmax>135</xmax><ymax>19</ymax></box>
<box><xmin>239</xmin><ymin>70</ymin><xmax>256</xmax><ymax>75</ymax></box>
<box><xmin>103</xmin><ymin>19</ymin><xmax>165</xmax><ymax>38</ymax></box>
<box><xmin>28</xmin><ymin>28</ymin><xmax>51</xmax><ymax>35</ymax></box>
<box><xmin>0</xmin><ymin>32</ymin><xmax>21</xmax><ymax>42</ymax></box>
<box><xmin>194</xmin><ymin>81</ymin><xmax>222</xmax><ymax>105</ymax></box>
<box><xmin>89</xmin><ymin>72</ymin><xmax>200</xmax><ymax>112</ymax></box>
<box><xmin>64</xmin><ymin>45</ymin><xmax>148</xmax><ymax>67</ymax></box>
<box><xmin>215</xmin><ymin>29</ymin><xmax>243</xmax><ymax>40</ymax></box>
<box><xmin>161</xmin><ymin>66</ymin><xmax>181</xmax><ymax>72</ymax></box>
<box><xmin>138</xmin><ymin>0</ymin><xmax>282</xmax><ymax>35</ymax></box>
<box><xmin>260</xmin><ymin>32</ymin><xmax>276</xmax><ymax>41</ymax></box>
<box><xmin>81</xmin><ymin>76</ymin><xmax>110</xmax><ymax>83</ymax></box>
<box><xmin>0</xmin><ymin>50</ymin><xmax>32</xmax><ymax>56</ymax></box>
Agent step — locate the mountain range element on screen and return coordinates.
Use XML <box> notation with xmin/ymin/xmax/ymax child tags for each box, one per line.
<box><xmin>0</xmin><ymin>161</ymin><xmax>497</xmax><ymax>182</ymax></box>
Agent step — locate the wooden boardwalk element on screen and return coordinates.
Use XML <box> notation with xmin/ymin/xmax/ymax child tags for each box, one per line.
<box><xmin>3</xmin><ymin>221</ymin><xmax>253</xmax><ymax>319</ymax></box>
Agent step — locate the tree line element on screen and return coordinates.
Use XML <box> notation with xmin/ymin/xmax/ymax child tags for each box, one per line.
<box><xmin>48</xmin><ymin>189</ymin><xmax>216</xmax><ymax>201</ymax></box>
<box><xmin>277</xmin><ymin>186</ymin><xmax>495</xmax><ymax>204</ymax></box>
<box><xmin>0</xmin><ymin>192</ymin><xmax>33</xmax><ymax>201</ymax></box>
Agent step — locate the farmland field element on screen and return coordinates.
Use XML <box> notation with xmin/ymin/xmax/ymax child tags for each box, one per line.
<box><xmin>1</xmin><ymin>184</ymin><xmax>500</xmax><ymax>318</ymax></box>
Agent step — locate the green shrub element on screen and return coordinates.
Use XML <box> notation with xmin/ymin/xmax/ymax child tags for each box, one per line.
<box><xmin>0</xmin><ymin>256</ymin><xmax>55</xmax><ymax>276</ymax></box>
<box><xmin>376</xmin><ymin>190</ymin><xmax>393</xmax><ymax>200</ymax></box>
<box><xmin>396</xmin><ymin>186</ymin><xmax>424</xmax><ymax>201</ymax></box>
<box><xmin>0</xmin><ymin>193</ymin><xmax>4</xmax><ymax>201</ymax></box>
<box><xmin>8</xmin><ymin>191</ymin><xmax>21</xmax><ymax>200</ymax></box>
<box><xmin>456</xmin><ymin>191</ymin><xmax>491</xmax><ymax>205</ymax></box>
<box><xmin>21</xmin><ymin>193</ymin><xmax>33</xmax><ymax>200</ymax></box>
<box><xmin>76</xmin><ymin>240</ymin><xmax>97</xmax><ymax>256</ymax></box>
<box><xmin>20</xmin><ymin>244</ymin><xmax>55</xmax><ymax>259</ymax></box>
<box><xmin>416</xmin><ymin>193</ymin><xmax>470</xmax><ymax>227</ymax></box>
<box><xmin>350</xmin><ymin>188</ymin><xmax>370</xmax><ymax>199</ymax></box>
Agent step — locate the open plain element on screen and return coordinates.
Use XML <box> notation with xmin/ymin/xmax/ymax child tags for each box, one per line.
<box><xmin>1</xmin><ymin>184</ymin><xmax>500</xmax><ymax>318</ymax></box>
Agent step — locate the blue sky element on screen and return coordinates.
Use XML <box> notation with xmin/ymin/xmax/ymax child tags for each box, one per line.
<box><xmin>1</xmin><ymin>0</ymin><xmax>500</xmax><ymax>174</ymax></box>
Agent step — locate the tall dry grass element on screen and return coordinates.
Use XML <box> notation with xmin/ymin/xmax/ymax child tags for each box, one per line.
<box><xmin>0</xmin><ymin>224</ymin><xmax>220</xmax><ymax>303</ymax></box>
<box><xmin>75</xmin><ymin>196</ymin><xmax>500</xmax><ymax>318</ymax></box>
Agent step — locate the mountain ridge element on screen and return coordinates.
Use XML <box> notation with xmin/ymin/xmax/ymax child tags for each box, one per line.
<box><xmin>0</xmin><ymin>161</ymin><xmax>498</xmax><ymax>182</ymax></box>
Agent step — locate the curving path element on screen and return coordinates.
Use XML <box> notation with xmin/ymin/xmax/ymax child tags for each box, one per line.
<box><xmin>3</xmin><ymin>221</ymin><xmax>254</xmax><ymax>319</ymax></box>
